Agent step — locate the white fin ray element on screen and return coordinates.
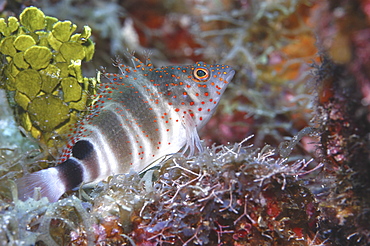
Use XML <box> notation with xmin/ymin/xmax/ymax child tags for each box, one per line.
<box><xmin>17</xmin><ymin>168</ymin><xmax>66</xmax><ymax>202</ymax></box>
<box><xmin>181</xmin><ymin>113</ymin><xmax>203</xmax><ymax>157</ymax></box>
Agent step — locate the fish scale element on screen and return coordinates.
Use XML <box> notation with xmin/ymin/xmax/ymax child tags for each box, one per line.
<box><xmin>17</xmin><ymin>52</ymin><xmax>235</xmax><ymax>202</ymax></box>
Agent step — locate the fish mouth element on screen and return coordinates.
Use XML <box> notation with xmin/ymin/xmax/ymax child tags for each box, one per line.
<box><xmin>225</xmin><ymin>69</ymin><xmax>235</xmax><ymax>83</ymax></box>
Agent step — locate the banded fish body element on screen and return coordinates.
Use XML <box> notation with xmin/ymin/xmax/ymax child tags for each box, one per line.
<box><xmin>17</xmin><ymin>53</ymin><xmax>235</xmax><ymax>202</ymax></box>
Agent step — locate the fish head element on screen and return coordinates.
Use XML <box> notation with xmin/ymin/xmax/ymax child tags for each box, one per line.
<box><xmin>163</xmin><ymin>61</ymin><xmax>235</xmax><ymax>128</ymax></box>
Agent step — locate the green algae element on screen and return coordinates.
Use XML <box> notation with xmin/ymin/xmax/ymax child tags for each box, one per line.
<box><xmin>61</xmin><ymin>77</ymin><xmax>82</xmax><ymax>102</ymax></box>
<box><xmin>13</xmin><ymin>52</ymin><xmax>29</xmax><ymax>69</ymax></box>
<box><xmin>28</xmin><ymin>95</ymin><xmax>70</xmax><ymax>132</ymax></box>
<box><xmin>13</xmin><ymin>34</ymin><xmax>36</xmax><ymax>51</ymax></box>
<box><xmin>14</xmin><ymin>69</ymin><xmax>42</xmax><ymax>99</ymax></box>
<box><xmin>51</xmin><ymin>21</ymin><xmax>76</xmax><ymax>42</ymax></box>
<box><xmin>39</xmin><ymin>65</ymin><xmax>61</xmax><ymax>94</ymax></box>
<box><xmin>19</xmin><ymin>7</ymin><xmax>46</xmax><ymax>32</ymax></box>
<box><xmin>0</xmin><ymin>17</ymin><xmax>19</xmax><ymax>36</ymax></box>
<box><xmin>23</xmin><ymin>46</ymin><xmax>52</xmax><ymax>70</ymax></box>
<box><xmin>0</xmin><ymin>36</ymin><xmax>17</xmax><ymax>56</ymax></box>
<box><xmin>0</xmin><ymin>6</ymin><xmax>97</xmax><ymax>153</ymax></box>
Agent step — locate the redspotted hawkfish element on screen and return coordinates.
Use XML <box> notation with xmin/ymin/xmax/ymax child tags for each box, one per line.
<box><xmin>17</xmin><ymin>52</ymin><xmax>235</xmax><ymax>202</ymax></box>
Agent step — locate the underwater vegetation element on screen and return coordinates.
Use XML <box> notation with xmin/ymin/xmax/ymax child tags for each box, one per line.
<box><xmin>69</xmin><ymin>141</ymin><xmax>322</xmax><ymax>245</ymax></box>
<box><xmin>0</xmin><ymin>6</ymin><xmax>96</xmax><ymax>157</ymax></box>
<box><xmin>310</xmin><ymin>0</ymin><xmax>370</xmax><ymax>244</ymax></box>
<box><xmin>0</xmin><ymin>0</ymin><xmax>369</xmax><ymax>245</ymax></box>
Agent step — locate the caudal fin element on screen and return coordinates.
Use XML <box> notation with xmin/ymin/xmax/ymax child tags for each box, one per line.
<box><xmin>17</xmin><ymin>167</ymin><xmax>67</xmax><ymax>202</ymax></box>
<box><xmin>17</xmin><ymin>158</ymin><xmax>85</xmax><ymax>202</ymax></box>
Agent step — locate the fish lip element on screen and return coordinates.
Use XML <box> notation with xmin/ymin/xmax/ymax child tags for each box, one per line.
<box><xmin>225</xmin><ymin>69</ymin><xmax>235</xmax><ymax>83</ymax></box>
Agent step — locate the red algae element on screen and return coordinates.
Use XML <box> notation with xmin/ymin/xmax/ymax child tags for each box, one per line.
<box><xmin>311</xmin><ymin>0</ymin><xmax>370</xmax><ymax>244</ymax></box>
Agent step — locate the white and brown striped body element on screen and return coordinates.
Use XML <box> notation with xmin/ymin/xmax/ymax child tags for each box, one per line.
<box><xmin>17</xmin><ymin>53</ymin><xmax>235</xmax><ymax>202</ymax></box>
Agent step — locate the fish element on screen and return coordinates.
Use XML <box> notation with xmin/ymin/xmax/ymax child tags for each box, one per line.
<box><xmin>17</xmin><ymin>52</ymin><xmax>235</xmax><ymax>202</ymax></box>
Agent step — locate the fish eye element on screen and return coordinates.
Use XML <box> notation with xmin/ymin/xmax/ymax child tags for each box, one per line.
<box><xmin>193</xmin><ymin>67</ymin><xmax>210</xmax><ymax>81</ymax></box>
